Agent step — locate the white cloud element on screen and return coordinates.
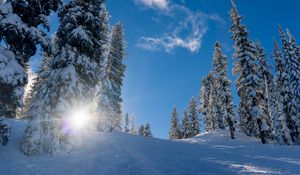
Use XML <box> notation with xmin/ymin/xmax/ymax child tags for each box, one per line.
<box><xmin>135</xmin><ymin>3</ymin><xmax>222</xmax><ymax>53</ymax></box>
<box><xmin>134</xmin><ymin>0</ymin><xmax>170</xmax><ymax>10</ymax></box>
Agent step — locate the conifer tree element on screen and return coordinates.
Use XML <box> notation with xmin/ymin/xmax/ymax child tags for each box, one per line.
<box><xmin>93</xmin><ymin>2</ymin><xmax>111</xmax><ymax>132</ymax></box>
<box><xmin>286</xmin><ymin>30</ymin><xmax>300</xmax><ymax>131</ymax></box>
<box><xmin>200</xmin><ymin>73</ymin><xmax>215</xmax><ymax>132</ymax></box>
<box><xmin>256</xmin><ymin>43</ymin><xmax>275</xmax><ymax>139</ymax></box>
<box><xmin>189</xmin><ymin>97</ymin><xmax>200</xmax><ymax>137</ymax></box>
<box><xmin>130</xmin><ymin>114</ymin><xmax>137</xmax><ymax>135</ymax></box>
<box><xmin>169</xmin><ymin>107</ymin><xmax>181</xmax><ymax>139</ymax></box>
<box><xmin>212</xmin><ymin>42</ymin><xmax>236</xmax><ymax>139</ymax></box>
<box><xmin>144</xmin><ymin>123</ymin><xmax>153</xmax><ymax>137</ymax></box>
<box><xmin>22</xmin><ymin>0</ymin><xmax>104</xmax><ymax>155</ymax></box>
<box><xmin>97</xmin><ymin>22</ymin><xmax>126</xmax><ymax>131</ymax></box>
<box><xmin>181</xmin><ymin>109</ymin><xmax>192</xmax><ymax>138</ymax></box>
<box><xmin>278</xmin><ymin>27</ymin><xmax>300</xmax><ymax>141</ymax></box>
<box><xmin>212</xmin><ymin>42</ymin><xmax>226</xmax><ymax>129</ymax></box>
<box><xmin>138</xmin><ymin>125</ymin><xmax>145</xmax><ymax>136</ymax></box>
<box><xmin>230</xmin><ymin>1</ymin><xmax>267</xmax><ymax>143</ymax></box>
<box><xmin>272</xmin><ymin>41</ymin><xmax>293</xmax><ymax>144</ymax></box>
<box><xmin>124</xmin><ymin>113</ymin><xmax>130</xmax><ymax>133</ymax></box>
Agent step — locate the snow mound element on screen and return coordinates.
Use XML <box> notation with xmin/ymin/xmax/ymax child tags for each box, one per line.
<box><xmin>1</xmin><ymin>119</ymin><xmax>300</xmax><ymax>175</ymax></box>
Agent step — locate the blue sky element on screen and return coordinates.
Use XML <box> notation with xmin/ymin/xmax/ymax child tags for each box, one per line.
<box><xmin>31</xmin><ymin>0</ymin><xmax>300</xmax><ymax>139</ymax></box>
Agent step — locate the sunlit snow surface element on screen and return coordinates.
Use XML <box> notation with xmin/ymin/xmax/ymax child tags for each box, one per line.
<box><xmin>1</xmin><ymin>119</ymin><xmax>300</xmax><ymax>175</ymax></box>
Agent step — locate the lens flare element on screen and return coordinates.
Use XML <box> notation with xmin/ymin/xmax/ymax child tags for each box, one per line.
<box><xmin>69</xmin><ymin>109</ymin><xmax>90</xmax><ymax>129</ymax></box>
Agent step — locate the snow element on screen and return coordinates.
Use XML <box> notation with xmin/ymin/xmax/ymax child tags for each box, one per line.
<box><xmin>0</xmin><ymin>47</ymin><xmax>25</xmax><ymax>85</ymax></box>
<box><xmin>1</xmin><ymin>119</ymin><xmax>300</xmax><ymax>175</ymax></box>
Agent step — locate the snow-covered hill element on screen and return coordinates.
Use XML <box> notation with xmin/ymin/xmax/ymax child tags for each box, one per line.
<box><xmin>1</xmin><ymin>119</ymin><xmax>300</xmax><ymax>175</ymax></box>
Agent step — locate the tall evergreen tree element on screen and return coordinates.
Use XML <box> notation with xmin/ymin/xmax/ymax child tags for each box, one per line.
<box><xmin>144</xmin><ymin>123</ymin><xmax>153</xmax><ymax>138</ymax></box>
<box><xmin>169</xmin><ymin>107</ymin><xmax>181</xmax><ymax>139</ymax></box>
<box><xmin>286</xmin><ymin>30</ymin><xmax>300</xmax><ymax>131</ymax></box>
<box><xmin>230</xmin><ymin>1</ymin><xmax>267</xmax><ymax>143</ymax></box>
<box><xmin>129</xmin><ymin>114</ymin><xmax>137</xmax><ymax>135</ymax></box>
<box><xmin>22</xmin><ymin>0</ymin><xmax>104</xmax><ymax>155</ymax></box>
<box><xmin>200</xmin><ymin>73</ymin><xmax>215</xmax><ymax>132</ymax></box>
<box><xmin>124</xmin><ymin>113</ymin><xmax>130</xmax><ymax>133</ymax></box>
<box><xmin>272</xmin><ymin>41</ymin><xmax>293</xmax><ymax>144</ymax></box>
<box><xmin>181</xmin><ymin>109</ymin><xmax>192</xmax><ymax>138</ymax></box>
<box><xmin>138</xmin><ymin>125</ymin><xmax>145</xmax><ymax>136</ymax></box>
<box><xmin>189</xmin><ymin>97</ymin><xmax>200</xmax><ymax>137</ymax></box>
<box><xmin>97</xmin><ymin>22</ymin><xmax>126</xmax><ymax>131</ymax></box>
<box><xmin>256</xmin><ymin>43</ymin><xmax>275</xmax><ymax>139</ymax></box>
<box><xmin>278</xmin><ymin>27</ymin><xmax>300</xmax><ymax>141</ymax></box>
<box><xmin>212</xmin><ymin>42</ymin><xmax>235</xmax><ymax>139</ymax></box>
<box><xmin>22</xmin><ymin>37</ymin><xmax>58</xmax><ymax>120</ymax></box>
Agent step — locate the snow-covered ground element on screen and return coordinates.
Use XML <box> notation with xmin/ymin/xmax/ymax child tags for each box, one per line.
<box><xmin>1</xmin><ymin>119</ymin><xmax>300</xmax><ymax>175</ymax></box>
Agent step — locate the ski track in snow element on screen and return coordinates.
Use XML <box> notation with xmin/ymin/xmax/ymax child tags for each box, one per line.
<box><xmin>1</xmin><ymin>119</ymin><xmax>300</xmax><ymax>175</ymax></box>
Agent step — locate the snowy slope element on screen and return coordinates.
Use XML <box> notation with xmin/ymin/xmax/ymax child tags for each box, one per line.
<box><xmin>1</xmin><ymin>119</ymin><xmax>300</xmax><ymax>175</ymax></box>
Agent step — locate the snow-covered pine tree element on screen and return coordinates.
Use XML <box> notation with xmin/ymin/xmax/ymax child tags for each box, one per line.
<box><xmin>278</xmin><ymin>27</ymin><xmax>300</xmax><ymax>141</ymax></box>
<box><xmin>212</xmin><ymin>42</ymin><xmax>227</xmax><ymax>129</ymax></box>
<box><xmin>92</xmin><ymin>2</ymin><xmax>111</xmax><ymax>132</ymax></box>
<box><xmin>105</xmin><ymin>22</ymin><xmax>126</xmax><ymax>131</ymax></box>
<box><xmin>96</xmin><ymin>10</ymin><xmax>126</xmax><ymax>132</ymax></box>
<box><xmin>22</xmin><ymin>0</ymin><xmax>103</xmax><ymax>155</ymax></box>
<box><xmin>22</xmin><ymin>51</ymin><xmax>52</xmax><ymax>120</ymax></box>
<box><xmin>272</xmin><ymin>41</ymin><xmax>293</xmax><ymax>144</ymax></box>
<box><xmin>255</xmin><ymin>43</ymin><xmax>275</xmax><ymax>139</ymax></box>
<box><xmin>22</xmin><ymin>37</ymin><xmax>58</xmax><ymax>120</ymax></box>
<box><xmin>212</xmin><ymin>42</ymin><xmax>236</xmax><ymax>139</ymax></box>
<box><xmin>230</xmin><ymin>1</ymin><xmax>267</xmax><ymax>144</ymax></box>
<box><xmin>0</xmin><ymin>0</ymin><xmax>60</xmax><ymax>118</ymax></box>
<box><xmin>286</xmin><ymin>29</ymin><xmax>300</xmax><ymax>132</ymax></box>
<box><xmin>138</xmin><ymin>125</ymin><xmax>145</xmax><ymax>136</ymax></box>
<box><xmin>124</xmin><ymin>113</ymin><xmax>130</xmax><ymax>133</ymax></box>
<box><xmin>169</xmin><ymin>107</ymin><xmax>181</xmax><ymax>139</ymax></box>
<box><xmin>144</xmin><ymin>123</ymin><xmax>153</xmax><ymax>138</ymax></box>
<box><xmin>200</xmin><ymin>73</ymin><xmax>215</xmax><ymax>132</ymax></box>
<box><xmin>181</xmin><ymin>109</ymin><xmax>192</xmax><ymax>138</ymax></box>
<box><xmin>130</xmin><ymin>114</ymin><xmax>137</xmax><ymax>135</ymax></box>
<box><xmin>189</xmin><ymin>97</ymin><xmax>200</xmax><ymax>137</ymax></box>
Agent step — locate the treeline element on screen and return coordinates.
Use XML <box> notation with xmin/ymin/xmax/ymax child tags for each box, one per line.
<box><xmin>169</xmin><ymin>1</ymin><xmax>300</xmax><ymax>145</ymax></box>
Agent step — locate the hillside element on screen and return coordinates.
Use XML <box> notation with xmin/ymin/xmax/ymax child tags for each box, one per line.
<box><xmin>1</xmin><ymin>119</ymin><xmax>300</xmax><ymax>175</ymax></box>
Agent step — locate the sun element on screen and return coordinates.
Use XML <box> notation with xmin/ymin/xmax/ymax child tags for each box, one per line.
<box><xmin>69</xmin><ymin>109</ymin><xmax>91</xmax><ymax>129</ymax></box>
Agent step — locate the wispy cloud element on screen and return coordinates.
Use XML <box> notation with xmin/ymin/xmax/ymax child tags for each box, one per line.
<box><xmin>134</xmin><ymin>1</ymin><xmax>223</xmax><ymax>53</ymax></box>
<box><xmin>134</xmin><ymin>0</ymin><xmax>170</xmax><ymax>10</ymax></box>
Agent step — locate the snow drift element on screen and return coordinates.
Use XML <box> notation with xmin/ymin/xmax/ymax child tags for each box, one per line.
<box><xmin>1</xmin><ymin>119</ymin><xmax>300</xmax><ymax>175</ymax></box>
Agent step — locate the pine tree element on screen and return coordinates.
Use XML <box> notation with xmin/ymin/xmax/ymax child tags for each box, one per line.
<box><xmin>169</xmin><ymin>107</ymin><xmax>181</xmax><ymax>139</ymax></box>
<box><xmin>144</xmin><ymin>123</ymin><xmax>153</xmax><ymax>137</ymax></box>
<box><xmin>0</xmin><ymin>0</ymin><xmax>60</xmax><ymax>118</ymax></box>
<box><xmin>212</xmin><ymin>42</ymin><xmax>227</xmax><ymax>129</ymax></box>
<box><xmin>189</xmin><ymin>97</ymin><xmax>200</xmax><ymax>137</ymax></box>
<box><xmin>181</xmin><ymin>109</ymin><xmax>192</xmax><ymax>138</ymax></box>
<box><xmin>212</xmin><ymin>42</ymin><xmax>236</xmax><ymax>139</ymax></box>
<box><xmin>22</xmin><ymin>37</ymin><xmax>58</xmax><ymax>120</ymax></box>
<box><xmin>96</xmin><ymin>20</ymin><xmax>126</xmax><ymax>131</ymax></box>
<box><xmin>129</xmin><ymin>114</ymin><xmax>137</xmax><ymax>135</ymax></box>
<box><xmin>286</xmin><ymin>29</ymin><xmax>300</xmax><ymax>133</ymax></box>
<box><xmin>138</xmin><ymin>125</ymin><xmax>145</xmax><ymax>136</ymax></box>
<box><xmin>278</xmin><ymin>27</ymin><xmax>300</xmax><ymax>141</ymax></box>
<box><xmin>272</xmin><ymin>41</ymin><xmax>293</xmax><ymax>144</ymax></box>
<box><xmin>124</xmin><ymin>113</ymin><xmax>130</xmax><ymax>133</ymax></box>
<box><xmin>256</xmin><ymin>43</ymin><xmax>275</xmax><ymax>139</ymax></box>
<box><xmin>200</xmin><ymin>73</ymin><xmax>215</xmax><ymax>132</ymax></box>
<box><xmin>230</xmin><ymin>1</ymin><xmax>267</xmax><ymax>143</ymax></box>
<box><xmin>22</xmin><ymin>0</ymin><xmax>104</xmax><ymax>155</ymax></box>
